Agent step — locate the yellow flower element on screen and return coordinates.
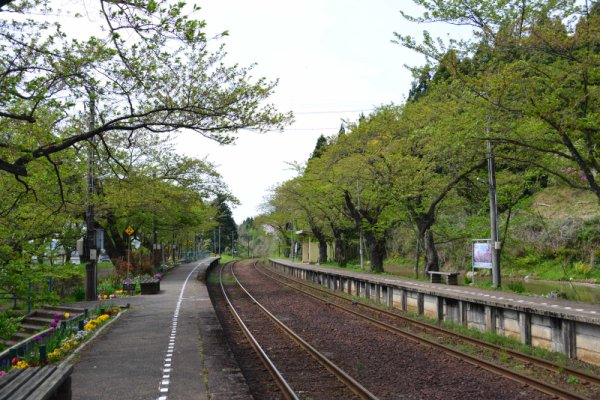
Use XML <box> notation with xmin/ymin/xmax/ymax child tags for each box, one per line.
<box><xmin>48</xmin><ymin>349</ymin><xmax>62</xmax><ymax>362</ymax></box>
<box><xmin>64</xmin><ymin>312</ymin><xmax>70</xmax><ymax>319</ymax></box>
<box><xmin>13</xmin><ymin>360</ymin><xmax>29</xmax><ymax>369</ymax></box>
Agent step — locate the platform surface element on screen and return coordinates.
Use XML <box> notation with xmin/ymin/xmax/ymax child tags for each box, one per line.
<box><xmin>69</xmin><ymin>258</ymin><xmax>252</xmax><ymax>400</ymax></box>
<box><xmin>271</xmin><ymin>258</ymin><xmax>600</xmax><ymax>325</ymax></box>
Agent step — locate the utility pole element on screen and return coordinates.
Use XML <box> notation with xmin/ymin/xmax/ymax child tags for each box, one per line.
<box><xmin>152</xmin><ymin>174</ymin><xmax>160</xmax><ymax>271</ymax></box>
<box><xmin>152</xmin><ymin>217</ymin><xmax>159</xmax><ymax>272</ymax></box>
<box><xmin>487</xmin><ymin>140</ymin><xmax>501</xmax><ymax>288</ymax></box>
<box><xmin>247</xmin><ymin>234</ymin><xmax>250</xmax><ymax>258</ymax></box>
<box><xmin>84</xmin><ymin>88</ymin><xmax>97</xmax><ymax>301</ymax></box>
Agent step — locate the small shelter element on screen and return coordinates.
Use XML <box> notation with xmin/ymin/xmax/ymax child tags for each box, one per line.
<box><xmin>295</xmin><ymin>230</ymin><xmax>334</xmax><ymax>264</ymax></box>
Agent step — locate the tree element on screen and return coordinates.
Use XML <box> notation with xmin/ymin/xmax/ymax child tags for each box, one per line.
<box><xmin>395</xmin><ymin>0</ymin><xmax>600</xmax><ymax>202</ymax></box>
<box><xmin>0</xmin><ymin>0</ymin><xmax>292</xmax><ymax>213</ymax></box>
<box><xmin>317</xmin><ymin>106</ymin><xmax>407</xmax><ymax>272</ymax></box>
<box><xmin>210</xmin><ymin>195</ymin><xmax>238</xmax><ymax>255</ymax></box>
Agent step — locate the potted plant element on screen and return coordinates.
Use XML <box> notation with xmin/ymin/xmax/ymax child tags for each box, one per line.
<box><xmin>122</xmin><ymin>277</ymin><xmax>136</xmax><ymax>295</ymax></box>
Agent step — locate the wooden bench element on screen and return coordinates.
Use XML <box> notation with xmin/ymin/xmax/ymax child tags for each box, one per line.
<box><xmin>428</xmin><ymin>271</ymin><xmax>459</xmax><ymax>285</ymax></box>
<box><xmin>0</xmin><ymin>363</ymin><xmax>73</xmax><ymax>400</ymax></box>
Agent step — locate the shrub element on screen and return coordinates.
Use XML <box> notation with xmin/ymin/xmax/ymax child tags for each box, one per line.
<box><xmin>72</xmin><ymin>287</ymin><xmax>85</xmax><ymax>301</ymax></box>
<box><xmin>573</xmin><ymin>261</ymin><xmax>592</xmax><ymax>276</ymax></box>
<box><xmin>97</xmin><ymin>280</ymin><xmax>115</xmax><ymax>296</ymax></box>
<box><xmin>115</xmin><ymin>258</ymin><xmax>134</xmax><ymax>277</ymax></box>
<box><xmin>0</xmin><ymin>311</ymin><xmax>21</xmax><ymax>341</ymax></box>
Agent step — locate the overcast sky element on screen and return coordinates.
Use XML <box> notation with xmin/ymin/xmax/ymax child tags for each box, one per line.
<box><xmin>175</xmin><ymin>0</ymin><xmax>467</xmax><ymax>223</ymax></box>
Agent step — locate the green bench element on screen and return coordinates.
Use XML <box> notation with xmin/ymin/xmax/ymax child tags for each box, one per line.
<box><xmin>0</xmin><ymin>363</ymin><xmax>73</xmax><ymax>400</ymax></box>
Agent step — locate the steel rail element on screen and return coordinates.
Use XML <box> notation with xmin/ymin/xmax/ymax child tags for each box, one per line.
<box><xmin>218</xmin><ymin>262</ymin><xmax>299</xmax><ymax>400</ymax></box>
<box><xmin>258</xmin><ymin>262</ymin><xmax>593</xmax><ymax>400</ymax></box>
<box><xmin>231</xmin><ymin>262</ymin><xmax>379</xmax><ymax>400</ymax></box>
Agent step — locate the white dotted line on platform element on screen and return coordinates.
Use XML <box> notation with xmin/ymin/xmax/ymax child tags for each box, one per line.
<box><xmin>157</xmin><ymin>262</ymin><xmax>202</xmax><ymax>400</ymax></box>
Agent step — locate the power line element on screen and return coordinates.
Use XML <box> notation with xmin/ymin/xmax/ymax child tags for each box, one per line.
<box><xmin>293</xmin><ymin>108</ymin><xmax>374</xmax><ymax>115</ymax></box>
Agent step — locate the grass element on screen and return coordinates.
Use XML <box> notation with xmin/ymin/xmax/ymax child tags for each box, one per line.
<box><xmin>218</xmin><ymin>254</ymin><xmax>241</xmax><ymax>263</ymax></box>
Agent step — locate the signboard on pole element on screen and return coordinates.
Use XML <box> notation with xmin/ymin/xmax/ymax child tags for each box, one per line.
<box><xmin>472</xmin><ymin>239</ymin><xmax>493</xmax><ymax>269</ymax></box>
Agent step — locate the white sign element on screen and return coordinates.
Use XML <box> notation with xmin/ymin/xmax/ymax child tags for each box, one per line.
<box><xmin>473</xmin><ymin>240</ymin><xmax>492</xmax><ymax>269</ymax></box>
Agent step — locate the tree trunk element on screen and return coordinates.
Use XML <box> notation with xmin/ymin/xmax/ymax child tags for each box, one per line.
<box><xmin>364</xmin><ymin>230</ymin><xmax>386</xmax><ymax>273</ymax></box>
<box><xmin>334</xmin><ymin>237</ymin><xmax>347</xmax><ymax>266</ymax></box>
<box><xmin>414</xmin><ymin>235</ymin><xmax>420</xmax><ymax>278</ymax></box>
<box><xmin>331</xmin><ymin>225</ymin><xmax>349</xmax><ymax>267</ymax></box>
<box><xmin>422</xmin><ymin>229</ymin><xmax>440</xmax><ymax>277</ymax></box>
<box><xmin>102</xmin><ymin>212</ymin><xmax>127</xmax><ymax>261</ymax></box>
<box><xmin>311</xmin><ymin>226</ymin><xmax>328</xmax><ymax>264</ymax></box>
<box><xmin>415</xmin><ymin>214</ymin><xmax>439</xmax><ymax>278</ymax></box>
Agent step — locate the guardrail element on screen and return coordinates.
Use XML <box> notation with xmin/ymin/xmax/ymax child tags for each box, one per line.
<box><xmin>0</xmin><ymin>309</ymin><xmax>89</xmax><ymax>373</ymax></box>
<box><xmin>1</xmin><ymin>277</ymin><xmax>54</xmax><ymax>313</ymax></box>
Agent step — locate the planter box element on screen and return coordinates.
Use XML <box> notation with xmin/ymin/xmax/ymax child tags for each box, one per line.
<box><xmin>140</xmin><ymin>280</ymin><xmax>160</xmax><ymax>295</ymax></box>
<box><xmin>122</xmin><ymin>282</ymin><xmax>136</xmax><ymax>295</ymax></box>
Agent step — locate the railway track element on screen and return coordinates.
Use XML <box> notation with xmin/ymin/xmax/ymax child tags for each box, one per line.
<box><xmin>258</xmin><ymin>261</ymin><xmax>600</xmax><ymax>400</ymax></box>
<box><xmin>218</xmin><ymin>261</ymin><xmax>378</xmax><ymax>400</ymax></box>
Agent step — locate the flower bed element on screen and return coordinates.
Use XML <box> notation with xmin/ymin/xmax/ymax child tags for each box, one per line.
<box><xmin>0</xmin><ymin>306</ymin><xmax>122</xmax><ymax>374</ymax></box>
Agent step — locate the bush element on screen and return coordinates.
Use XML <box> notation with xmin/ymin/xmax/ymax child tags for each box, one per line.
<box><xmin>115</xmin><ymin>258</ymin><xmax>134</xmax><ymax>277</ymax></box>
<box><xmin>0</xmin><ymin>311</ymin><xmax>21</xmax><ymax>341</ymax></box>
<box><xmin>72</xmin><ymin>287</ymin><xmax>85</xmax><ymax>301</ymax></box>
<box><xmin>573</xmin><ymin>261</ymin><xmax>592</xmax><ymax>276</ymax></box>
<box><xmin>97</xmin><ymin>280</ymin><xmax>116</xmax><ymax>296</ymax></box>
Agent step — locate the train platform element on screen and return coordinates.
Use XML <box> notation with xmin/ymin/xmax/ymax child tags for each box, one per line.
<box><xmin>69</xmin><ymin>258</ymin><xmax>252</xmax><ymax>400</ymax></box>
<box><xmin>270</xmin><ymin>258</ymin><xmax>600</xmax><ymax>365</ymax></box>
<box><xmin>271</xmin><ymin>258</ymin><xmax>600</xmax><ymax>324</ymax></box>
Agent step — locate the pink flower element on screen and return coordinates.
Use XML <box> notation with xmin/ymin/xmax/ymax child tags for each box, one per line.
<box><xmin>0</xmin><ymin>371</ymin><xmax>6</xmax><ymax>378</ymax></box>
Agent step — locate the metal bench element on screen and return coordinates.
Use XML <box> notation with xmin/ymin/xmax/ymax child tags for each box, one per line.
<box><xmin>0</xmin><ymin>363</ymin><xmax>73</xmax><ymax>400</ymax></box>
<box><xmin>428</xmin><ymin>271</ymin><xmax>459</xmax><ymax>285</ymax></box>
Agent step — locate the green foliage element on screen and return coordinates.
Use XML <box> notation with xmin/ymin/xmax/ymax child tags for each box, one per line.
<box><xmin>573</xmin><ymin>262</ymin><xmax>592</xmax><ymax>276</ymax></box>
<box><xmin>98</xmin><ymin>280</ymin><xmax>116</xmax><ymax>296</ymax></box>
<box><xmin>71</xmin><ymin>287</ymin><xmax>85</xmax><ymax>302</ymax></box>
<box><xmin>0</xmin><ymin>311</ymin><xmax>22</xmax><ymax>341</ymax></box>
<box><xmin>507</xmin><ymin>280</ymin><xmax>525</xmax><ymax>294</ymax></box>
